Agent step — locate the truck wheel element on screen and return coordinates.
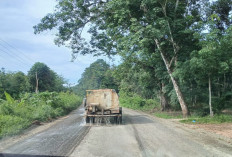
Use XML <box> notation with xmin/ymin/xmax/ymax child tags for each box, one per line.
<box><xmin>114</xmin><ymin>116</ymin><xmax>118</xmax><ymax>124</ymax></box>
<box><xmin>117</xmin><ymin>116</ymin><xmax>122</xmax><ymax>124</ymax></box>
<box><xmin>90</xmin><ymin>117</ymin><xmax>95</xmax><ymax>123</ymax></box>
<box><xmin>86</xmin><ymin>116</ymin><xmax>90</xmax><ymax>123</ymax></box>
<box><xmin>119</xmin><ymin>116</ymin><xmax>122</xmax><ymax>124</ymax></box>
<box><xmin>119</xmin><ymin>107</ymin><xmax>122</xmax><ymax>114</ymax></box>
<box><xmin>92</xmin><ymin>117</ymin><xmax>95</xmax><ymax>123</ymax></box>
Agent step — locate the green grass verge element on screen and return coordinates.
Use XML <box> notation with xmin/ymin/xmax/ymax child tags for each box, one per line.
<box><xmin>154</xmin><ymin>112</ymin><xmax>183</xmax><ymax>119</ymax></box>
<box><xmin>0</xmin><ymin>91</ymin><xmax>82</xmax><ymax>139</ymax></box>
<box><xmin>180</xmin><ymin>114</ymin><xmax>232</xmax><ymax>124</ymax></box>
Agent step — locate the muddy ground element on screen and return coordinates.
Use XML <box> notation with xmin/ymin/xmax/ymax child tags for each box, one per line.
<box><xmin>0</xmin><ymin>106</ymin><xmax>232</xmax><ymax>157</ymax></box>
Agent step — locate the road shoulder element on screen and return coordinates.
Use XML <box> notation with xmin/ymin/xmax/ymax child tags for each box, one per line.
<box><xmin>0</xmin><ymin>109</ymin><xmax>75</xmax><ymax>152</ymax></box>
<box><xmin>131</xmin><ymin>108</ymin><xmax>232</xmax><ymax>155</ymax></box>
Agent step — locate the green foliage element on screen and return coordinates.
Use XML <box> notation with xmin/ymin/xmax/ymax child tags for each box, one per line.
<box><xmin>119</xmin><ymin>91</ymin><xmax>159</xmax><ymax>111</ymax></box>
<box><xmin>4</xmin><ymin>91</ymin><xmax>15</xmax><ymax>104</ymax></box>
<box><xmin>180</xmin><ymin>115</ymin><xmax>232</xmax><ymax>124</ymax></box>
<box><xmin>154</xmin><ymin>113</ymin><xmax>183</xmax><ymax>119</ymax></box>
<box><xmin>28</xmin><ymin>62</ymin><xmax>54</xmax><ymax>92</ymax></box>
<box><xmin>34</xmin><ymin>0</ymin><xmax>232</xmax><ymax>118</ymax></box>
<box><xmin>0</xmin><ymin>92</ymin><xmax>82</xmax><ymax>139</ymax></box>
<box><xmin>0</xmin><ymin>69</ymin><xmax>29</xmax><ymax>99</ymax></box>
<box><xmin>28</xmin><ymin>62</ymin><xmax>66</xmax><ymax>92</ymax></box>
<box><xmin>0</xmin><ymin>115</ymin><xmax>30</xmax><ymax>138</ymax></box>
<box><xmin>73</xmin><ymin>59</ymin><xmax>118</xmax><ymax>96</ymax></box>
<box><xmin>0</xmin><ymin>64</ymin><xmax>66</xmax><ymax>99</ymax></box>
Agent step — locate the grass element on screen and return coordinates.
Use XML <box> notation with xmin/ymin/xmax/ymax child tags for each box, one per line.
<box><xmin>155</xmin><ymin>112</ymin><xmax>232</xmax><ymax>124</ymax></box>
<box><xmin>0</xmin><ymin>91</ymin><xmax>82</xmax><ymax>139</ymax></box>
<box><xmin>154</xmin><ymin>112</ymin><xmax>183</xmax><ymax>119</ymax></box>
<box><xmin>180</xmin><ymin>114</ymin><xmax>232</xmax><ymax>124</ymax></box>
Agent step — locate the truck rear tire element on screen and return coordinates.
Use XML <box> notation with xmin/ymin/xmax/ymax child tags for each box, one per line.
<box><xmin>119</xmin><ymin>116</ymin><xmax>122</xmax><ymax>124</ymax></box>
<box><xmin>90</xmin><ymin>117</ymin><xmax>95</xmax><ymax>123</ymax></box>
<box><xmin>114</xmin><ymin>116</ymin><xmax>118</xmax><ymax>124</ymax></box>
<box><xmin>86</xmin><ymin>116</ymin><xmax>90</xmax><ymax>123</ymax></box>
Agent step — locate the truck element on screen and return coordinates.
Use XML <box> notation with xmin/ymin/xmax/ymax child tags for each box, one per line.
<box><xmin>83</xmin><ymin>89</ymin><xmax>122</xmax><ymax>124</ymax></box>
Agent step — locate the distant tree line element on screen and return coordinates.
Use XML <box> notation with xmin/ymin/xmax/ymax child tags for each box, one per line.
<box><xmin>0</xmin><ymin>62</ymin><xmax>66</xmax><ymax>99</ymax></box>
<box><xmin>35</xmin><ymin>0</ymin><xmax>232</xmax><ymax>117</ymax></box>
<box><xmin>72</xmin><ymin>59</ymin><xmax>117</xmax><ymax>96</ymax></box>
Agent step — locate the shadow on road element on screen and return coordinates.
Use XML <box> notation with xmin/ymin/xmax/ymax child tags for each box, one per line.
<box><xmin>86</xmin><ymin>114</ymin><xmax>155</xmax><ymax>126</ymax></box>
<box><xmin>122</xmin><ymin>115</ymin><xmax>154</xmax><ymax>125</ymax></box>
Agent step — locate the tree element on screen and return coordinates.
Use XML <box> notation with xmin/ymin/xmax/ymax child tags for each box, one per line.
<box><xmin>0</xmin><ymin>68</ymin><xmax>29</xmax><ymax>98</ymax></box>
<box><xmin>34</xmin><ymin>0</ymin><xmax>202</xmax><ymax>117</ymax></box>
<box><xmin>73</xmin><ymin>59</ymin><xmax>117</xmax><ymax>95</ymax></box>
<box><xmin>28</xmin><ymin>62</ymin><xmax>56</xmax><ymax>92</ymax></box>
<box><xmin>34</xmin><ymin>0</ymin><xmax>232</xmax><ymax>117</ymax></box>
<box><xmin>0</xmin><ymin>68</ymin><xmax>7</xmax><ymax>98</ymax></box>
<box><xmin>10</xmin><ymin>72</ymin><xmax>29</xmax><ymax>97</ymax></box>
<box><xmin>209</xmin><ymin>0</ymin><xmax>232</xmax><ymax>32</ymax></box>
<box><xmin>190</xmin><ymin>21</ymin><xmax>232</xmax><ymax>116</ymax></box>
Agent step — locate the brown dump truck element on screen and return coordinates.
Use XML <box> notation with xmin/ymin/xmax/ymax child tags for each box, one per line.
<box><xmin>83</xmin><ymin>89</ymin><xmax>122</xmax><ymax>124</ymax></box>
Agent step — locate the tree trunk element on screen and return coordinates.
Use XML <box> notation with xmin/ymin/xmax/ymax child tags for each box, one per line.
<box><xmin>209</xmin><ymin>76</ymin><xmax>213</xmax><ymax>117</ymax></box>
<box><xmin>223</xmin><ymin>73</ymin><xmax>226</xmax><ymax>92</ymax></box>
<box><xmin>170</xmin><ymin>74</ymin><xmax>189</xmax><ymax>117</ymax></box>
<box><xmin>35</xmin><ymin>72</ymin><xmax>39</xmax><ymax>94</ymax></box>
<box><xmin>190</xmin><ymin>82</ymin><xmax>193</xmax><ymax>106</ymax></box>
<box><xmin>160</xmin><ymin>83</ymin><xmax>170</xmax><ymax>111</ymax></box>
<box><xmin>155</xmin><ymin>39</ymin><xmax>189</xmax><ymax>118</ymax></box>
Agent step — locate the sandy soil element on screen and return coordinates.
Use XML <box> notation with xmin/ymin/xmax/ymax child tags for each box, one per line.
<box><xmin>184</xmin><ymin>123</ymin><xmax>232</xmax><ymax>139</ymax></box>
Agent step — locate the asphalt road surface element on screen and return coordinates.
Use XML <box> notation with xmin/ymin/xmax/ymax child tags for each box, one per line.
<box><xmin>0</xmin><ymin>106</ymin><xmax>232</xmax><ymax>157</ymax></box>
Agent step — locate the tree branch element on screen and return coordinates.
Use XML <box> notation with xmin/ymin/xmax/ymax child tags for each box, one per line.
<box><xmin>160</xmin><ymin>1</ymin><xmax>180</xmax><ymax>59</ymax></box>
<box><xmin>175</xmin><ymin>0</ymin><xmax>179</xmax><ymax>13</ymax></box>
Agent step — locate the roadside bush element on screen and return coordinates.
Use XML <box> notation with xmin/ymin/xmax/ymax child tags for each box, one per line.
<box><xmin>119</xmin><ymin>92</ymin><xmax>159</xmax><ymax>111</ymax></box>
<box><xmin>32</xmin><ymin>104</ymin><xmax>54</xmax><ymax>121</ymax></box>
<box><xmin>0</xmin><ymin>91</ymin><xmax>82</xmax><ymax>139</ymax></box>
<box><xmin>0</xmin><ymin>102</ymin><xmax>14</xmax><ymax>115</ymax></box>
<box><xmin>58</xmin><ymin>92</ymin><xmax>82</xmax><ymax>113</ymax></box>
<box><xmin>0</xmin><ymin>115</ymin><xmax>30</xmax><ymax>137</ymax></box>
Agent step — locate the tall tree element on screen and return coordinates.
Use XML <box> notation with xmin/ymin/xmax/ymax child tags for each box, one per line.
<box><xmin>73</xmin><ymin>59</ymin><xmax>116</xmax><ymax>95</ymax></box>
<box><xmin>34</xmin><ymin>0</ymin><xmax>204</xmax><ymax>117</ymax></box>
<box><xmin>209</xmin><ymin>0</ymin><xmax>232</xmax><ymax>32</ymax></box>
<box><xmin>28</xmin><ymin>62</ymin><xmax>56</xmax><ymax>92</ymax></box>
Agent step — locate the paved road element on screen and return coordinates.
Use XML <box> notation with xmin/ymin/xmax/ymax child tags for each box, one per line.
<box><xmin>0</xmin><ymin>107</ymin><xmax>90</xmax><ymax>157</ymax></box>
<box><xmin>71</xmin><ymin>108</ymin><xmax>232</xmax><ymax>157</ymax></box>
<box><xmin>0</xmin><ymin>107</ymin><xmax>232</xmax><ymax>157</ymax></box>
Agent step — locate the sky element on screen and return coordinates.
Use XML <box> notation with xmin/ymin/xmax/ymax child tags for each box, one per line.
<box><xmin>0</xmin><ymin>0</ymin><xmax>118</xmax><ymax>85</ymax></box>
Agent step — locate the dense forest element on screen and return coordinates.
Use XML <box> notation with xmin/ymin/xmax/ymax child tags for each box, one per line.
<box><xmin>35</xmin><ymin>0</ymin><xmax>232</xmax><ymax>117</ymax></box>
